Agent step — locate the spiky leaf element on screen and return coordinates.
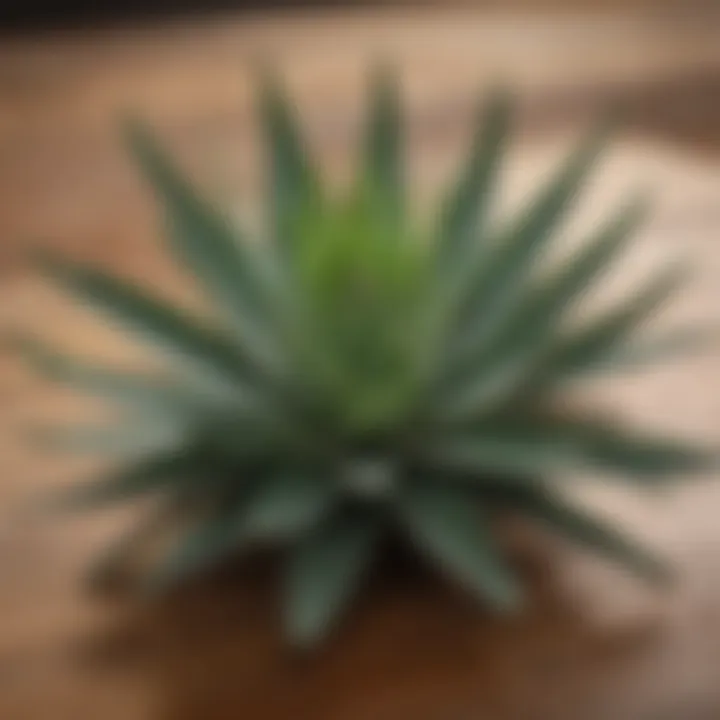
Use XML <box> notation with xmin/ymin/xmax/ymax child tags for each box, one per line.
<box><xmin>577</xmin><ymin>326</ymin><xmax>720</xmax><ymax>374</ymax></box>
<box><xmin>35</xmin><ymin>253</ymin><xmax>266</xmax><ymax>403</ymax></box>
<box><xmin>12</xmin><ymin>334</ymin><xmax>199</xmax><ymax>415</ymax></box>
<box><xmin>424</xmin><ymin>418</ymin><xmax>714</xmax><ymax>483</ymax></box>
<box><xmin>25</xmin><ymin>419</ymin><xmax>183</xmax><ymax>458</ymax></box>
<box><xmin>510</xmin><ymin>484</ymin><xmax>671</xmax><ymax>582</ymax></box>
<box><xmin>243</xmin><ymin>473</ymin><xmax>337</xmax><ymax>539</ymax></box>
<box><xmin>146</xmin><ymin>504</ymin><xmax>248</xmax><ymax>592</ymax></box>
<box><xmin>360</xmin><ymin>65</ymin><xmax>404</xmax><ymax>228</ymax></box>
<box><xmin>124</xmin><ymin>120</ymin><xmax>281</xmax><ymax>366</ymax></box>
<box><xmin>400</xmin><ymin>483</ymin><xmax>522</xmax><ymax>610</ymax></box>
<box><xmin>259</xmin><ymin>69</ymin><xmax>321</xmax><ymax>253</ymax></box>
<box><xmin>450</xmin><ymin>116</ymin><xmax>612</xmax><ymax>342</ymax></box>
<box><xmin>446</xmin><ymin>196</ymin><xmax>649</xmax><ymax>377</ymax></box>
<box><xmin>284</xmin><ymin>512</ymin><xmax>380</xmax><ymax>647</ymax></box>
<box><xmin>45</xmin><ymin>449</ymin><xmax>203</xmax><ymax>510</ymax></box>
<box><xmin>535</xmin><ymin>263</ymin><xmax>688</xmax><ymax>387</ymax></box>
<box><xmin>437</xmin><ymin>88</ymin><xmax>511</xmax><ymax>269</ymax></box>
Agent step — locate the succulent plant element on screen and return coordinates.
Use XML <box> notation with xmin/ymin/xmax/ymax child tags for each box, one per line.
<box><xmin>18</xmin><ymin>69</ymin><xmax>714</xmax><ymax>648</ymax></box>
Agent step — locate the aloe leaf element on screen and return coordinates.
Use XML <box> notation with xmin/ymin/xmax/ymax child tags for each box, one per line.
<box><xmin>35</xmin><ymin>253</ymin><xmax>266</xmax><ymax>403</ymax></box>
<box><xmin>423</xmin><ymin>418</ymin><xmax>714</xmax><ymax>483</ymax></box>
<box><xmin>536</xmin><ymin>264</ymin><xmax>688</xmax><ymax>386</ymax></box>
<box><xmin>12</xmin><ymin>334</ymin><xmax>201</xmax><ymax>414</ymax></box>
<box><xmin>243</xmin><ymin>473</ymin><xmax>337</xmax><ymax>539</ymax></box>
<box><xmin>437</xmin><ymin>88</ymin><xmax>511</xmax><ymax>269</ymax></box>
<box><xmin>400</xmin><ymin>482</ymin><xmax>522</xmax><ymax>610</ymax></box>
<box><xmin>580</xmin><ymin>326</ymin><xmax>720</xmax><ymax>374</ymax></box>
<box><xmin>45</xmin><ymin>448</ymin><xmax>208</xmax><ymax>510</ymax></box>
<box><xmin>360</xmin><ymin>65</ymin><xmax>404</xmax><ymax>228</ymax></box>
<box><xmin>435</xmin><ymin>350</ymin><xmax>543</xmax><ymax>425</ymax></box>
<box><xmin>124</xmin><ymin>120</ymin><xmax>281</xmax><ymax>366</ymax></box>
<box><xmin>512</xmin><ymin>485</ymin><xmax>671</xmax><ymax>583</ymax></box>
<box><xmin>447</xmin><ymin>196</ymin><xmax>648</xmax><ymax>376</ymax></box>
<box><xmin>258</xmin><ymin>69</ymin><xmax>321</xmax><ymax>253</ymax></box>
<box><xmin>25</xmin><ymin>419</ymin><xmax>183</xmax><ymax>458</ymax></box>
<box><xmin>439</xmin><ymin>263</ymin><xmax>687</xmax><ymax>424</ymax></box>
<box><xmin>284</xmin><ymin>511</ymin><xmax>380</xmax><ymax>648</ymax></box>
<box><xmin>144</xmin><ymin>504</ymin><xmax>248</xmax><ymax>593</ymax></box>
<box><xmin>450</xmin><ymin>117</ymin><xmax>612</xmax><ymax>341</ymax></box>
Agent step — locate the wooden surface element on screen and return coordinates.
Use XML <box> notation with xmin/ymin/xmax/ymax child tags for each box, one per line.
<box><xmin>3</xmin><ymin>8</ymin><xmax>720</xmax><ymax>719</ymax></box>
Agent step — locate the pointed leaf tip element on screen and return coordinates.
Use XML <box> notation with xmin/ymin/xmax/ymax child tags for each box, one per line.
<box><xmin>257</xmin><ymin>66</ymin><xmax>321</xmax><ymax>255</ymax></box>
<box><xmin>514</xmin><ymin>486</ymin><xmax>674</xmax><ymax>586</ymax></box>
<box><xmin>436</xmin><ymin>84</ymin><xmax>513</xmax><ymax>270</ymax></box>
<box><xmin>284</xmin><ymin>514</ymin><xmax>380</xmax><ymax>648</ymax></box>
<box><xmin>360</xmin><ymin>61</ymin><xmax>405</xmax><ymax>229</ymax></box>
<box><xmin>401</xmin><ymin>483</ymin><xmax>523</xmax><ymax>612</ymax></box>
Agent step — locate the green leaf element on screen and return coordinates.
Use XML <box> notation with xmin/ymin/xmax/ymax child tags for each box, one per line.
<box><xmin>360</xmin><ymin>65</ymin><xmax>404</xmax><ymax>227</ymax></box>
<box><xmin>434</xmin><ymin>199</ymin><xmax>649</xmax><ymax>423</ymax></box>
<box><xmin>11</xmin><ymin>334</ymin><xmax>199</xmax><ymax>415</ymax></box>
<box><xmin>400</xmin><ymin>482</ymin><xmax>522</xmax><ymax>610</ymax></box>
<box><xmin>580</xmin><ymin>326</ymin><xmax>720</xmax><ymax>374</ymax></box>
<box><xmin>35</xmin><ymin>253</ymin><xmax>265</xmax><ymax>404</ymax></box>
<box><xmin>25</xmin><ymin>418</ymin><xmax>184</xmax><ymax>458</ymax></box>
<box><xmin>424</xmin><ymin>427</ymin><xmax>570</xmax><ymax>479</ymax></box>
<box><xmin>440</xmin><ymin>263</ymin><xmax>688</xmax><ymax>424</ymax></box>
<box><xmin>450</xmin><ymin>116</ymin><xmax>612</xmax><ymax>341</ymax></box>
<box><xmin>243</xmin><ymin>474</ymin><xmax>337</xmax><ymax>539</ymax></box>
<box><xmin>123</xmin><ymin>120</ymin><xmax>281</xmax><ymax>367</ymax></box>
<box><xmin>284</xmin><ymin>511</ymin><xmax>380</xmax><ymax>648</ymax></box>
<box><xmin>204</xmin><ymin>412</ymin><xmax>295</xmax><ymax>461</ymax></box>
<box><xmin>536</xmin><ymin>263</ymin><xmax>687</xmax><ymax>386</ymax></box>
<box><xmin>46</xmin><ymin>448</ymin><xmax>208</xmax><ymax>510</ymax></box>
<box><xmin>437</xmin><ymin>88</ymin><xmax>511</xmax><ymax>269</ymax></box>
<box><xmin>258</xmin><ymin>68</ymin><xmax>321</xmax><ymax>253</ymax></box>
<box><xmin>512</xmin><ymin>485</ymin><xmax>671</xmax><ymax>583</ymax></box>
<box><xmin>435</xmin><ymin>350</ymin><xmax>543</xmax><ymax>424</ymax></box>
<box><xmin>145</xmin><ymin>505</ymin><xmax>247</xmax><ymax>593</ymax></box>
<box><xmin>572</xmin><ymin>426</ymin><xmax>715</xmax><ymax>479</ymax></box>
<box><xmin>448</xmin><ymin>197</ymin><xmax>649</xmax><ymax>377</ymax></box>
<box><xmin>423</xmin><ymin>418</ymin><xmax>714</xmax><ymax>483</ymax></box>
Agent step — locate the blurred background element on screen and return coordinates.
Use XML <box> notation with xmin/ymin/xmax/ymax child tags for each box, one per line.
<box><xmin>2</xmin><ymin>2</ymin><xmax>720</xmax><ymax>719</ymax></box>
<box><xmin>0</xmin><ymin>0</ymin><xmax>714</xmax><ymax>31</ymax></box>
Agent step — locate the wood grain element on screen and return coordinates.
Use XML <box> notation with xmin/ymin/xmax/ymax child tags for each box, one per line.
<box><xmin>2</xmin><ymin>8</ymin><xmax>720</xmax><ymax>719</ymax></box>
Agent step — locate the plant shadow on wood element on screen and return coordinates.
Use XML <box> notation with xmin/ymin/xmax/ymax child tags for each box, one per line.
<box><xmin>74</xmin><ymin>527</ymin><xmax>664</xmax><ymax>720</ymax></box>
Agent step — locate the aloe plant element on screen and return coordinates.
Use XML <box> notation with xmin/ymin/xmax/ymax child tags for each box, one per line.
<box><xmin>16</xmin><ymin>68</ymin><xmax>714</xmax><ymax>648</ymax></box>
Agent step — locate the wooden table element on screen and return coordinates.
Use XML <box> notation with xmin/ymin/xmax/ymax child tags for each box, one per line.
<box><xmin>2</xmin><ymin>8</ymin><xmax>720</xmax><ymax>719</ymax></box>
